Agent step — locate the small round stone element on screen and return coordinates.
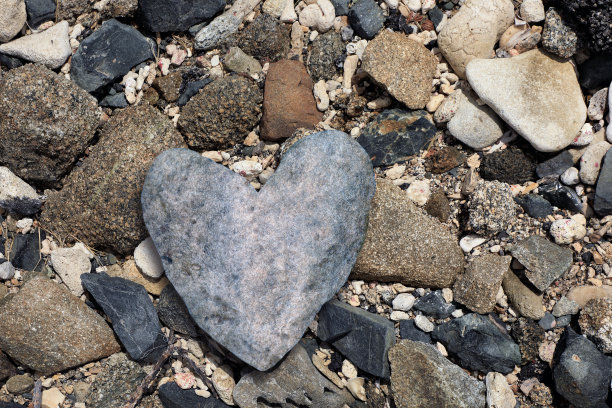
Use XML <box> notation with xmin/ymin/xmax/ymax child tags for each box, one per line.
<box><xmin>134</xmin><ymin>237</ymin><xmax>165</xmax><ymax>279</ymax></box>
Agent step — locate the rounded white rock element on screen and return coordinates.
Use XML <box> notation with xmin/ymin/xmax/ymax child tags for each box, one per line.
<box><xmin>520</xmin><ymin>0</ymin><xmax>545</xmax><ymax>22</ymax></box>
<box><xmin>0</xmin><ymin>0</ymin><xmax>26</xmax><ymax>43</ymax></box>
<box><xmin>134</xmin><ymin>237</ymin><xmax>165</xmax><ymax>279</ymax></box>
<box><xmin>560</xmin><ymin>167</ymin><xmax>579</xmax><ymax>185</ymax></box>
<box><xmin>415</xmin><ymin>314</ymin><xmax>434</xmax><ymax>332</ymax></box>
<box><xmin>392</xmin><ymin>293</ymin><xmax>416</xmax><ymax>311</ymax></box>
<box><xmin>550</xmin><ymin>215</ymin><xmax>587</xmax><ymax>245</ymax></box>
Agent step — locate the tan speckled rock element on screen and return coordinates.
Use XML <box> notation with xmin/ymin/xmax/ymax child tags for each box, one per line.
<box><xmin>579</xmin><ymin>297</ymin><xmax>612</xmax><ymax>353</ymax></box>
<box><xmin>352</xmin><ymin>179</ymin><xmax>464</xmax><ymax>288</ymax></box>
<box><xmin>0</xmin><ymin>0</ymin><xmax>26</xmax><ymax>42</ymax></box>
<box><xmin>438</xmin><ymin>0</ymin><xmax>514</xmax><ymax>78</ymax></box>
<box><xmin>362</xmin><ymin>30</ymin><xmax>437</xmax><ymax>109</ymax></box>
<box><xmin>502</xmin><ymin>271</ymin><xmax>545</xmax><ymax>319</ymax></box>
<box><xmin>106</xmin><ymin>260</ymin><xmax>169</xmax><ymax>296</ymax></box>
<box><xmin>466</xmin><ymin>48</ymin><xmax>587</xmax><ymax>152</ymax></box>
<box><xmin>0</xmin><ymin>275</ymin><xmax>120</xmax><ymax>375</ymax></box>
<box><xmin>567</xmin><ymin>285</ymin><xmax>612</xmax><ymax>307</ymax></box>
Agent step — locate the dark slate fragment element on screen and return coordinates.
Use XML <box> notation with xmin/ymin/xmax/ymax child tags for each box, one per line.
<box><xmin>553</xmin><ymin>328</ymin><xmax>611</xmax><ymax>408</ymax></box>
<box><xmin>9</xmin><ymin>230</ymin><xmax>45</xmax><ymax>271</ymax></box>
<box><xmin>536</xmin><ymin>151</ymin><xmax>574</xmax><ymax>178</ymax></box>
<box><xmin>428</xmin><ymin>7</ymin><xmax>444</xmax><ymax>29</ymax></box>
<box><xmin>137</xmin><ymin>0</ymin><xmax>225</xmax><ymax>33</ymax></box>
<box><xmin>413</xmin><ymin>291</ymin><xmax>455</xmax><ymax>319</ymax></box>
<box><xmin>71</xmin><ymin>19</ymin><xmax>155</xmax><ymax>92</ymax></box>
<box><xmin>100</xmin><ymin>92</ymin><xmax>129</xmax><ymax>108</ymax></box>
<box><xmin>538</xmin><ymin>312</ymin><xmax>556</xmax><ymax>330</ymax></box>
<box><xmin>480</xmin><ymin>146</ymin><xmax>536</xmax><ymax>185</ymax></box>
<box><xmin>159</xmin><ymin>382</ymin><xmax>229</xmax><ymax>408</ymax></box>
<box><xmin>356</xmin><ymin>109</ymin><xmax>436</xmax><ymax>167</ymax></box>
<box><xmin>514</xmin><ymin>194</ymin><xmax>553</xmax><ymax>218</ymax></box>
<box><xmin>399</xmin><ymin>319</ymin><xmax>432</xmax><ymax>344</ymax></box>
<box><xmin>594</xmin><ymin>148</ymin><xmax>612</xmax><ymax>215</ymax></box>
<box><xmin>538</xmin><ymin>181</ymin><xmax>582</xmax><ymax>213</ymax></box>
<box><xmin>81</xmin><ymin>272</ymin><xmax>167</xmax><ymax>362</ymax></box>
<box><xmin>0</xmin><ymin>53</ymin><xmax>23</xmax><ymax>69</ymax></box>
<box><xmin>24</xmin><ymin>0</ymin><xmax>56</xmax><ymax>28</ymax></box>
<box><xmin>156</xmin><ymin>284</ymin><xmax>198</xmax><ymax>338</ymax></box>
<box><xmin>177</xmin><ymin>78</ymin><xmax>212</xmax><ymax>107</ymax></box>
<box><xmin>0</xmin><ymin>351</ymin><xmax>16</xmax><ymax>382</ymax></box>
<box><xmin>579</xmin><ymin>53</ymin><xmax>612</xmax><ymax>89</ymax></box>
<box><xmin>318</xmin><ymin>299</ymin><xmax>395</xmax><ymax>378</ymax></box>
<box><xmin>432</xmin><ymin>313</ymin><xmax>521</xmax><ymax>374</ymax></box>
<box><xmin>348</xmin><ymin>0</ymin><xmax>384</xmax><ymax>40</ymax></box>
<box><xmin>330</xmin><ymin>0</ymin><xmax>349</xmax><ymax>15</ymax></box>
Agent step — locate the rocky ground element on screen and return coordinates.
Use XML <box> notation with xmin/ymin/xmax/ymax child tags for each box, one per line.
<box><xmin>0</xmin><ymin>0</ymin><xmax>611</xmax><ymax>407</ymax></box>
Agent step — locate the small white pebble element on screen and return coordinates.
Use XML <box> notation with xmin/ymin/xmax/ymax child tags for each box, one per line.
<box><xmin>415</xmin><ymin>315</ymin><xmax>434</xmax><ymax>332</ymax></box>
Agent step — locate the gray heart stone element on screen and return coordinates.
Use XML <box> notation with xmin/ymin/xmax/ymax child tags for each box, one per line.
<box><xmin>141</xmin><ymin>130</ymin><xmax>375</xmax><ymax>370</ymax></box>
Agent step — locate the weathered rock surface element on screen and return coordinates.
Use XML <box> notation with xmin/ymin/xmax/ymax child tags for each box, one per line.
<box><xmin>156</xmin><ymin>284</ymin><xmax>198</xmax><ymax>338</ymax></box>
<box><xmin>230</xmin><ymin>14</ymin><xmax>290</xmax><ymax>63</ymax></box>
<box><xmin>24</xmin><ymin>0</ymin><xmax>56</xmax><ymax>27</ymax></box>
<box><xmin>142</xmin><ymin>130</ymin><xmax>375</xmax><ymax>371</ymax></box>
<box><xmin>352</xmin><ymin>179</ymin><xmax>464</xmax><ymax>288</ymax></box>
<box><xmin>0</xmin><ymin>21</ymin><xmax>71</xmax><ymax>69</ymax></box>
<box><xmin>389</xmin><ymin>340</ymin><xmax>486</xmax><ymax>408</ymax></box>
<box><xmin>50</xmin><ymin>245</ymin><xmax>91</xmax><ymax>296</ymax></box>
<box><xmin>138</xmin><ymin>0</ymin><xmax>225</xmax><ymax>32</ymax></box>
<box><xmin>361</xmin><ymin>30</ymin><xmax>437</xmax><ymax>109</ymax></box>
<box><xmin>0</xmin><ymin>167</ymin><xmax>41</xmax><ymax>215</ymax></box>
<box><xmin>438</xmin><ymin>0</ymin><xmax>514</xmax><ymax>78</ymax></box>
<box><xmin>579</xmin><ymin>297</ymin><xmax>612</xmax><ymax>353</ymax></box>
<box><xmin>466</xmin><ymin>48</ymin><xmax>587</xmax><ymax>152</ymax></box>
<box><xmin>41</xmin><ymin>105</ymin><xmax>185</xmax><ymax>255</ymax></box>
<box><xmin>0</xmin><ymin>64</ymin><xmax>100</xmax><ymax>187</ymax></box>
<box><xmin>347</xmin><ymin>0</ymin><xmax>384</xmax><ymax>40</ymax></box>
<box><xmin>0</xmin><ymin>276</ymin><xmax>120</xmax><ymax>375</ymax></box>
<box><xmin>454</xmin><ymin>253</ymin><xmax>510</xmax><ymax>314</ymax></box>
<box><xmin>0</xmin><ymin>0</ymin><xmax>26</xmax><ymax>42</ymax></box>
<box><xmin>502</xmin><ymin>271</ymin><xmax>545</xmax><ymax>319</ymax></box>
<box><xmin>85</xmin><ymin>353</ymin><xmax>146</xmax><ymax>408</ymax></box>
<box><xmin>594</xmin><ymin>148</ymin><xmax>612</xmax><ymax>215</ymax></box>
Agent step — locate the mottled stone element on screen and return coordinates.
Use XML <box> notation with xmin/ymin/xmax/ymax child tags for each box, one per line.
<box><xmin>542</xmin><ymin>8</ymin><xmax>578</xmax><ymax>58</ymax></box>
<box><xmin>502</xmin><ymin>271</ymin><xmax>545</xmax><ymax>319</ymax></box>
<box><xmin>0</xmin><ymin>167</ymin><xmax>41</xmax><ymax>215</ymax></box>
<box><xmin>351</xmin><ymin>179</ymin><xmax>464</xmax><ymax>288</ymax></box>
<box><xmin>141</xmin><ymin>130</ymin><xmax>374</xmax><ymax>371</ymax></box>
<box><xmin>138</xmin><ymin>0</ymin><xmax>225</xmax><ymax>32</ymax></box>
<box><xmin>347</xmin><ymin>0</ymin><xmax>384</xmax><ymax>40</ymax></box>
<box><xmin>356</xmin><ymin>109</ymin><xmax>436</xmax><ymax>167</ymax></box>
<box><xmin>413</xmin><ymin>290</ymin><xmax>455</xmax><ymax>319</ymax></box>
<box><xmin>594</xmin><ymin>149</ymin><xmax>612</xmax><ymax>215</ymax></box>
<box><xmin>361</xmin><ymin>30</ymin><xmax>437</xmax><ymax>109</ymax></box>
<box><xmin>468</xmin><ymin>180</ymin><xmax>517</xmax><ymax>235</ymax></box>
<box><xmin>40</xmin><ymin>105</ymin><xmax>185</xmax><ymax>255</ymax></box>
<box><xmin>579</xmin><ymin>297</ymin><xmax>612</xmax><ymax>353</ymax></box>
<box><xmin>454</xmin><ymin>254</ymin><xmax>510</xmax><ymax>314</ymax></box>
<box><xmin>0</xmin><ymin>64</ymin><xmax>100</xmax><ymax>187</ymax></box>
<box><xmin>224</xmin><ymin>47</ymin><xmax>262</xmax><ymax>76</ymax></box>
<box><xmin>0</xmin><ymin>0</ymin><xmax>26</xmax><ymax>42</ymax></box>
<box><xmin>230</xmin><ymin>14</ymin><xmax>290</xmax><ymax>62</ymax></box>
<box><xmin>480</xmin><ymin>146</ymin><xmax>536</xmax><ymax>185</ymax></box>
<box><xmin>511</xmin><ymin>317</ymin><xmax>545</xmax><ymax>363</ymax></box>
<box><xmin>153</xmin><ymin>71</ymin><xmax>182</xmax><ymax>103</ymax></box>
<box><xmin>389</xmin><ymin>340</ymin><xmax>486</xmax><ymax>408</ymax></box>
<box><xmin>85</xmin><ymin>353</ymin><xmax>146</xmax><ymax>408</ymax></box>
<box><xmin>0</xmin><ymin>21</ymin><xmax>71</xmax><ymax>69</ymax></box>
<box><xmin>0</xmin><ymin>276</ymin><xmax>120</xmax><ymax>375</ymax></box>
<box><xmin>307</xmin><ymin>31</ymin><xmax>344</xmax><ymax>81</ymax></box>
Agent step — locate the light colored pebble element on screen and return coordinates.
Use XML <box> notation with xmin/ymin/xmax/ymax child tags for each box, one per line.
<box><xmin>50</xmin><ymin>245</ymin><xmax>91</xmax><ymax>296</ymax></box>
<box><xmin>560</xmin><ymin>167</ymin><xmax>580</xmax><ymax>185</ymax></box>
<box><xmin>384</xmin><ymin>165</ymin><xmax>405</xmax><ymax>180</ymax></box>
<box><xmin>0</xmin><ymin>21</ymin><xmax>71</xmax><ymax>69</ymax></box>
<box><xmin>390</xmin><ymin>310</ymin><xmax>410</xmax><ymax>321</ymax></box>
<box><xmin>392</xmin><ymin>293</ymin><xmax>416</xmax><ymax>311</ymax></box>
<box><xmin>298</xmin><ymin>0</ymin><xmax>335</xmax><ymax>33</ymax></box>
<box><xmin>571</xmin><ymin>123</ymin><xmax>594</xmax><ymax>146</ymax></box>
<box><xmin>202</xmin><ymin>151</ymin><xmax>223</xmax><ymax>162</ymax></box>
<box><xmin>0</xmin><ymin>261</ymin><xmax>15</xmax><ymax>280</ymax></box>
<box><xmin>212</xmin><ymin>365</ymin><xmax>235</xmax><ymax>406</ymax></box>
<box><xmin>42</xmin><ymin>387</ymin><xmax>65</xmax><ymax>408</ymax></box>
<box><xmin>441</xmin><ymin>288</ymin><xmax>453</xmax><ymax>303</ymax></box>
<box><xmin>341</xmin><ymin>359</ymin><xmax>358</xmax><ymax>379</ymax></box>
<box><xmin>313</xmin><ymin>80</ymin><xmax>329</xmax><ymax>111</ymax></box>
<box><xmin>366</xmin><ymin>95</ymin><xmax>392</xmax><ymax>110</ymax></box>
<box><xmin>346</xmin><ymin>377</ymin><xmax>366</xmax><ymax>401</ymax></box>
<box><xmin>426</xmin><ymin>94</ymin><xmax>445</xmax><ymax>113</ymax></box>
<box><xmin>175</xmin><ymin>372</ymin><xmax>196</xmax><ymax>389</ymax></box>
<box><xmin>459</xmin><ymin>234</ymin><xmax>487</xmax><ymax>253</ymax></box>
<box><xmin>550</xmin><ymin>214</ymin><xmax>587</xmax><ymax>245</ymax></box>
<box><xmin>486</xmin><ymin>372</ymin><xmax>516</xmax><ymax>408</ymax></box>
<box><xmin>435</xmin><ymin>342</ymin><xmax>448</xmax><ymax>356</ymax></box>
<box><xmin>415</xmin><ymin>315</ymin><xmax>434</xmax><ymax>332</ymax></box>
<box><xmin>406</xmin><ymin>0</ymin><xmax>421</xmax><ymax>12</ymax></box>
<box><xmin>588</xmin><ymin>88</ymin><xmax>608</xmax><ymax>121</ymax></box>
<box><xmin>406</xmin><ymin>179</ymin><xmax>430</xmax><ymax>206</ymax></box>
<box><xmin>520</xmin><ymin>0</ymin><xmax>545</xmax><ymax>22</ymax></box>
<box><xmin>232</xmin><ymin>160</ymin><xmax>262</xmax><ymax>176</ymax></box>
<box><xmin>0</xmin><ymin>0</ymin><xmax>26</xmax><ymax>42</ymax></box>
<box><xmin>579</xmin><ymin>140</ymin><xmax>611</xmax><ymax>184</ymax></box>
<box><xmin>134</xmin><ymin>237</ymin><xmax>165</xmax><ymax>279</ymax></box>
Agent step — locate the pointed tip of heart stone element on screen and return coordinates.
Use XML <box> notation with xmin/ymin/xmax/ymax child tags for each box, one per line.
<box><xmin>141</xmin><ymin>129</ymin><xmax>375</xmax><ymax>370</ymax></box>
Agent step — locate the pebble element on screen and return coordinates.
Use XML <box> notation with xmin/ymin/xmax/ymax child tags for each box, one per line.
<box><xmin>224</xmin><ymin>46</ymin><xmax>262</xmax><ymax>76</ymax></box>
<box><xmin>406</xmin><ymin>179</ymin><xmax>431</xmax><ymax>206</ymax></box>
<box><xmin>415</xmin><ymin>315</ymin><xmax>434</xmax><ymax>333</ymax></box>
<box><xmin>459</xmin><ymin>234</ymin><xmax>487</xmax><ymax>253</ymax></box>
<box><xmin>313</xmin><ymin>80</ymin><xmax>329</xmax><ymax>111</ymax></box>
<box><xmin>42</xmin><ymin>387</ymin><xmax>65</xmax><ymax>408</ymax></box>
<box><xmin>486</xmin><ymin>372</ymin><xmax>516</xmax><ymax>408</ymax></box>
<box><xmin>392</xmin><ymin>293</ymin><xmax>416</xmax><ymax>311</ymax></box>
<box><xmin>0</xmin><ymin>260</ymin><xmax>16</xmax><ymax>280</ymax></box>
<box><xmin>448</xmin><ymin>90</ymin><xmax>505</xmax><ymax>150</ymax></box>
<box><xmin>519</xmin><ymin>0</ymin><xmax>544</xmax><ymax>22</ymax></box>
<box><xmin>560</xmin><ymin>167</ymin><xmax>580</xmax><ymax>185</ymax></box>
<box><xmin>0</xmin><ymin>20</ymin><xmax>70</xmax><ymax>69</ymax></box>
<box><xmin>502</xmin><ymin>270</ymin><xmax>545</xmax><ymax>319</ymax></box>
<box><xmin>552</xmin><ymin>296</ymin><xmax>579</xmax><ymax>317</ymax></box>
<box><xmin>6</xmin><ymin>374</ymin><xmax>34</xmax><ymax>394</ymax></box>
<box><xmin>50</xmin><ymin>245</ymin><xmax>91</xmax><ymax>296</ymax></box>
<box><xmin>588</xmin><ymin>87</ymin><xmax>608</xmax><ymax>121</ymax></box>
<box><xmin>0</xmin><ymin>0</ymin><xmax>26</xmax><ymax>42</ymax></box>
<box><xmin>468</xmin><ymin>180</ymin><xmax>517</xmax><ymax>235</ymax></box>
<box><xmin>194</xmin><ymin>0</ymin><xmax>261</xmax><ymax>50</ymax></box>
<box><xmin>0</xmin><ymin>166</ymin><xmax>40</xmax><ymax>215</ymax></box>
<box><xmin>299</xmin><ymin>0</ymin><xmax>335</xmax><ymax>33</ymax></box>
<box><xmin>406</xmin><ymin>0</ymin><xmax>421</xmax><ymax>12</ymax></box>
<box><xmin>550</xmin><ymin>214</ymin><xmax>587</xmax><ymax>244</ymax></box>
<box><xmin>594</xmin><ymin>148</ymin><xmax>612</xmax><ymax>215</ymax></box>
<box><xmin>541</xmin><ymin>7</ymin><xmax>577</xmax><ymax>58</ymax></box>
<box><xmin>134</xmin><ymin>237</ymin><xmax>164</xmax><ymax>279</ymax></box>
<box><xmin>454</xmin><ymin>253</ymin><xmax>510</xmax><ymax>314</ymax></box>
<box><xmin>347</xmin><ymin>0</ymin><xmax>384</xmax><ymax>40</ymax></box>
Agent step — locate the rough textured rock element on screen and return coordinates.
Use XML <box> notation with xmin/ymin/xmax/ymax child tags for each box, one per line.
<box><xmin>153</xmin><ymin>71</ymin><xmax>182</xmax><ymax>103</ymax></box>
<box><xmin>389</xmin><ymin>340</ymin><xmax>486</xmax><ymax>408</ymax></box>
<box><xmin>0</xmin><ymin>352</ymin><xmax>16</xmax><ymax>382</ymax></box>
<box><xmin>0</xmin><ymin>167</ymin><xmax>41</xmax><ymax>215</ymax></box>
<box><xmin>40</xmin><ymin>105</ymin><xmax>185</xmax><ymax>255</ymax></box>
<box><xmin>438</xmin><ymin>0</ymin><xmax>514</xmax><ymax>78</ymax></box>
<box><xmin>0</xmin><ymin>64</ymin><xmax>100</xmax><ymax>188</ymax></box>
<box><xmin>8</xmin><ymin>230</ymin><xmax>45</xmax><ymax>271</ymax></box>
<box><xmin>579</xmin><ymin>297</ymin><xmax>612</xmax><ymax>353</ymax></box>
<box><xmin>347</xmin><ymin>0</ymin><xmax>384</xmax><ymax>40</ymax></box>
<box><xmin>356</xmin><ymin>109</ymin><xmax>436</xmax><ymax>167</ymax></box>
<box><xmin>468</xmin><ymin>180</ymin><xmax>517</xmax><ymax>235</ymax></box>
<box><xmin>156</xmin><ymin>284</ymin><xmax>198</xmax><ymax>338</ymax></box>
<box><xmin>352</xmin><ymin>179</ymin><xmax>464</xmax><ymax>288</ymax></box>
<box><xmin>466</xmin><ymin>48</ymin><xmax>587</xmax><ymax>152</ymax></box>
<box><xmin>24</xmin><ymin>0</ymin><xmax>56</xmax><ymax>27</ymax></box>
<box><xmin>81</xmin><ymin>273</ymin><xmax>167</xmax><ymax>363</ymax></box>
<box><xmin>260</xmin><ymin>59</ymin><xmax>322</xmax><ymax>141</ymax></box>
<box><xmin>159</xmin><ymin>382</ymin><xmax>228</xmax><ymax>408</ymax></box>
<box><xmin>502</xmin><ymin>271</ymin><xmax>545</xmax><ymax>319</ymax></box>
<box><xmin>138</xmin><ymin>0</ymin><xmax>225</xmax><ymax>32</ymax></box>
<box><xmin>542</xmin><ymin>7</ymin><xmax>578</xmax><ymax>58</ymax></box>
<box><xmin>71</xmin><ymin>19</ymin><xmax>155</xmax><ymax>92</ymax></box>
<box><xmin>107</xmin><ymin>260</ymin><xmax>169</xmax><ymax>296</ymax></box>
<box><xmin>0</xmin><ymin>276</ymin><xmax>120</xmax><ymax>375</ymax></box>
<box><xmin>579</xmin><ymin>53</ymin><xmax>612</xmax><ymax>90</ymax></box>
<box><xmin>307</xmin><ymin>31</ymin><xmax>344</xmax><ymax>81</ymax></box>
<box><xmin>514</xmin><ymin>194</ymin><xmax>553</xmax><ymax>219</ymax></box>
<box><xmin>233</xmin><ymin>344</ymin><xmax>354</xmax><ymax>408</ymax></box>
<box><xmin>224</xmin><ymin>47</ymin><xmax>262</xmax><ymax>76</ymax></box>
<box><xmin>85</xmin><ymin>353</ymin><xmax>146</xmax><ymax>408</ymax></box>
<box><xmin>509</xmin><ymin>235</ymin><xmax>573</xmax><ymax>292</ymax></box>
<box><xmin>554</xmin><ymin>0</ymin><xmax>612</xmax><ymax>53</ymax></box>
<box><xmin>0</xmin><ymin>21</ymin><xmax>71</xmax><ymax>69</ymax></box>
<box><xmin>318</xmin><ymin>299</ymin><xmax>395</xmax><ymax>378</ymax></box>
<box><xmin>432</xmin><ymin>313</ymin><xmax>521</xmax><ymax>374</ymax></box>
<box><xmin>486</xmin><ymin>372</ymin><xmax>516</xmax><ymax>408</ymax></box>
<box><xmin>447</xmin><ymin>90</ymin><xmax>504</xmax><ymax>150</ymax></box>
<box><xmin>454</xmin><ymin>254</ymin><xmax>510</xmax><ymax>314</ymax></box>
<box><xmin>413</xmin><ymin>290</ymin><xmax>455</xmax><ymax>319</ymax></box>
<box><xmin>480</xmin><ymin>146</ymin><xmax>536</xmax><ymax>185</ymax></box>
<box><xmin>594</xmin><ymin>148</ymin><xmax>612</xmax><ymax>215</ymax></box>
<box><xmin>230</xmin><ymin>14</ymin><xmax>290</xmax><ymax>63</ymax></box>
<box><xmin>0</xmin><ymin>0</ymin><xmax>26</xmax><ymax>42</ymax></box>
<box><xmin>567</xmin><ymin>285</ymin><xmax>612</xmax><ymax>307</ymax></box>
<box><xmin>579</xmin><ymin>141</ymin><xmax>611</xmax><ymax>185</ymax></box>
<box><xmin>511</xmin><ymin>317</ymin><xmax>545</xmax><ymax>363</ymax></box>
<box><xmin>50</xmin><ymin>245</ymin><xmax>91</xmax><ymax>296</ymax></box>
<box><xmin>179</xmin><ymin>75</ymin><xmax>262</xmax><ymax>150</ymax></box>
<box><xmin>361</xmin><ymin>30</ymin><xmax>437</xmax><ymax>110</ymax></box>
<box><xmin>142</xmin><ymin>130</ymin><xmax>375</xmax><ymax>371</ymax></box>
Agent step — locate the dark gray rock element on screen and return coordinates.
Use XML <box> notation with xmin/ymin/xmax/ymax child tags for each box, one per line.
<box><xmin>553</xmin><ymin>328</ymin><xmax>611</xmax><ymax>408</ymax></box>
<box><xmin>159</xmin><ymin>382</ymin><xmax>229</xmax><ymax>408</ymax></box>
<box><xmin>399</xmin><ymin>319</ymin><xmax>432</xmax><ymax>344</ymax></box>
<box><xmin>308</xmin><ymin>31</ymin><xmax>344</xmax><ymax>81</ymax></box>
<box><xmin>71</xmin><ymin>19</ymin><xmax>155</xmax><ymax>92</ymax></box>
<box><xmin>538</xmin><ymin>312</ymin><xmax>556</xmax><ymax>330</ymax></box>
<box><xmin>9</xmin><ymin>230</ymin><xmax>45</xmax><ymax>271</ymax></box>
<box><xmin>356</xmin><ymin>109</ymin><xmax>436</xmax><ymax>167</ymax></box>
<box><xmin>594</xmin><ymin>148</ymin><xmax>612</xmax><ymax>215</ymax></box>
<box><xmin>432</xmin><ymin>313</ymin><xmax>521</xmax><ymax>374</ymax></box>
<box><xmin>330</xmin><ymin>0</ymin><xmax>349</xmax><ymax>15</ymax></box>
<box><xmin>428</xmin><ymin>7</ymin><xmax>444</xmax><ymax>29</ymax></box>
<box><xmin>579</xmin><ymin>53</ymin><xmax>612</xmax><ymax>89</ymax></box>
<box><xmin>389</xmin><ymin>340</ymin><xmax>486</xmax><ymax>408</ymax></box>
<box><xmin>0</xmin><ymin>53</ymin><xmax>23</xmax><ymax>69</ymax></box>
<box><xmin>536</xmin><ymin>151</ymin><xmax>574</xmax><ymax>178</ymax></box>
<box><xmin>413</xmin><ymin>291</ymin><xmax>455</xmax><ymax>319</ymax></box>
<box><xmin>85</xmin><ymin>353</ymin><xmax>146</xmax><ymax>408</ymax></box>
<box><xmin>509</xmin><ymin>235</ymin><xmax>573</xmax><ymax>292</ymax></box>
<box><xmin>233</xmin><ymin>344</ymin><xmax>354</xmax><ymax>408</ymax></box>
<box><xmin>141</xmin><ymin>130</ymin><xmax>375</xmax><ymax>371</ymax></box>
<box><xmin>511</xmin><ymin>317</ymin><xmax>545</xmax><ymax>364</ymax></box>
<box><xmin>0</xmin><ymin>403</ymin><xmax>25</xmax><ymax>408</ymax></box>
<box><xmin>138</xmin><ymin>0</ymin><xmax>225</xmax><ymax>32</ymax></box>
<box><xmin>542</xmin><ymin>8</ymin><xmax>578</xmax><ymax>58</ymax></box>
<box><xmin>538</xmin><ymin>180</ymin><xmax>582</xmax><ymax>213</ymax></box>
<box><xmin>514</xmin><ymin>194</ymin><xmax>553</xmax><ymax>218</ymax></box>
<box><xmin>156</xmin><ymin>284</ymin><xmax>198</xmax><ymax>338</ymax></box>
<box><xmin>0</xmin><ymin>352</ymin><xmax>15</xmax><ymax>382</ymax></box>
<box><xmin>230</xmin><ymin>14</ymin><xmax>290</xmax><ymax>63</ymax></box>
<box><xmin>317</xmin><ymin>299</ymin><xmax>395</xmax><ymax>378</ymax></box>
<box><xmin>177</xmin><ymin>78</ymin><xmax>212</xmax><ymax>107</ymax></box>
<box><xmin>81</xmin><ymin>272</ymin><xmax>167</xmax><ymax>363</ymax></box>
<box><xmin>24</xmin><ymin>0</ymin><xmax>56</xmax><ymax>28</ymax></box>
<box><xmin>348</xmin><ymin>0</ymin><xmax>384</xmax><ymax>40</ymax></box>
<box><xmin>100</xmin><ymin>92</ymin><xmax>128</xmax><ymax>108</ymax></box>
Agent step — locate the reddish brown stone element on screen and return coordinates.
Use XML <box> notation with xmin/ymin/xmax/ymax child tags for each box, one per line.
<box><xmin>260</xmin><ymin>59</ymin><xmax>323</xmax><ymax>141</ymax></box>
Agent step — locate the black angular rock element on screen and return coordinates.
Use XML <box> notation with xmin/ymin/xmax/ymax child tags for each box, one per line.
<box><xmin>24</xmin><ymin>0</ymin><xmax>56</xmax><ymax>28</ymax></box>
<box><xmin>330</xmin><ymin>0</ymin><xmax>349</xmax><ymax>15</ymax></box>
<box><xmin>9</xmin><ymin>230</ymin><xmax>45</xmax><ymax>271</ymax></box>
<box><xmin>399</xmin><ymin>319</ymin><xmax>432</xmax><ymax>344</ymax></box>
<box><xmin>81</xmin><ymin>272</ymin><xmax>167</xmax><ymax>362</ymax></box>
<box><xmin>159</xmin><ymin>382</ymin><xmax>229</xmax><ymax>408</ymax></box>
<box><xmin>0</xmin><ymin>53</ymin><xmax>23</xmax><ymax>69</ymax></box>
<box><xmin>156</xmin><ymin>284</ymin><xmax>198</xmax><ymax>338</ymax></box>
<box><xmin>177</xmin><ymin>78</ymin><xmax>212</xmax><ymax>107</ymax></box>
<box><xmin>413</xmin><ymin>291</ymin><xmax>455</xmax><ymax>319</ymax></box>
<box><xmin>553</xmin><ymin>328</ymin><xmax>611</xmax><ymax>408</ymax></box>
<box><xmin>594</xmin><ymin>149</ymin><xmax>612</xmax><ymax>215</ymax></box>
<box><xmin>348</xmin><ymin>0</ymin><xmax>384</xmax><ymax>40</ymax></box>
<box><xmin>71</xmin><ymin>19</ymin><xmax>156</xmax><ymax>92</ymax></box>
<box><xmin>356</xmin><ymin>109</ymin><xmax>436</xmax><ymax>167</ymax></box>
<box><xmin>432</xmin><ymin>313</ymin><xmax>521</xmax><ymax>374</ymax></box>
<box><xmin>538</xmin><ymin>181</ymin><xmax>582</xmax><ymax>213</ymax></box>
<box><xmin>0</xmin><ymin>351</ymin><xmax>16</xmax><ymax>382</ymax></box>
<box><xmin>317</xmin><ymin>299</ymin><xmax>395</xmax><ymax>378</ymax></box>
<box><xmin>514</xmin><ymin>194</ymin><xmax>553</xmax><ymax>218</ymax></box>
<box><xmin>536</xmin><ymin>151</ymin><xmax>574</xmax><ymax>178</ymax></box>
<box><xmin>138</xmin><ymin>0</ymin><xmax>225</xmax><ymax>33</ymax></box>
<box><xmin>480</xmin><ymin>146</ymin><xmax>536</xmax><ymax>185</ymax></box>
<box><xmin>579</xmin><ymin>53</ymin><xmax>612</xmax><ymax>89</ymax></box>
<box><xmin>100</xmin><ymin>93</ymin><xmax>128</xmax><ymax>108</ymax></box>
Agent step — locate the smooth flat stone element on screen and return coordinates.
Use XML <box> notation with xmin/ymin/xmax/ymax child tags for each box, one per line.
<box><xmin>142</xmin><ymin>130</ymin><xmax>375</xmax><ymax>371</ymax></box>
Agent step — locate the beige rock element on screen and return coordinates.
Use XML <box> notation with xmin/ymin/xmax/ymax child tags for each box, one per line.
<box><xmin>0</xmin><ymin>0</ymin><xmax>26</xmax><ymax>42</ymax></box>
<box><xmin>212</xmin><ymin>365</ymin><xmax>236</xmax><ymax>406</ymax></box>
<box><xmin>438</xmin><ymin>0</ymin><xmax>514</xmax><ymax>78</ymax></box>
<box><xmin>42</xmin><ymin>387</ymin><xmax>65</xmax><ymax>408</ymax></box>
<box><xmin>567</xmin><ymin>285</ymin><xmax>612</xmax><ymax>307</ymax></box>
<box><xmin>579</xmin><ymin>141</ymin><xmax>611</xmax><ymax>185</ymax></box>
<box><xmin>311</xmin><ymin>353</ymin><xmax>344</xmax><ymax>388</ymax></box>
<box><xmin>106</xmin><ymin>260</ymin><xmax>169</xmax><ymax>296</ymax></box>
<box><xmin>486</xmin><ymin>372</ymin><xmax>516</xmax><ymax>408</ymax></box>
<box><xmin>0</xmin><ymin>21</ymin><xmax>71</xmax><ymax>69</ymax></box>
<box><xmin>520</xmin><ymin>0</ymin><xmax>545</xmax><ymax>22</ymax></box>
<box><xmin>502</xmin><ymin>271</ymin><xmax>545</xmax><ymax>319</ymax></box>
<box><xmin>263</xmin><ymin>0</ymin><xmax>292</xmax><ymax>17</ymax></box>
<box><xmin>298</xmin><ymin>0</ymin><xmax>335</xmax><ymax>33</ymax></box>
<box><xmin>50</xmin><ymin>245</ymin><xmax>91</xmax><ymax>296</ymax></box>
<box><xmin>346</xmin><ymin>377</ymin><xmax>366</xmax><ymax>401</ymax></box>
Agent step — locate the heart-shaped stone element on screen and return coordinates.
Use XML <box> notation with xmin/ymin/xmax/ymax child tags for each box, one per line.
<box><xmin>141</xmin><ymin>130</ymin><xmax>375</xmax><ymax>370</ymax></box>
